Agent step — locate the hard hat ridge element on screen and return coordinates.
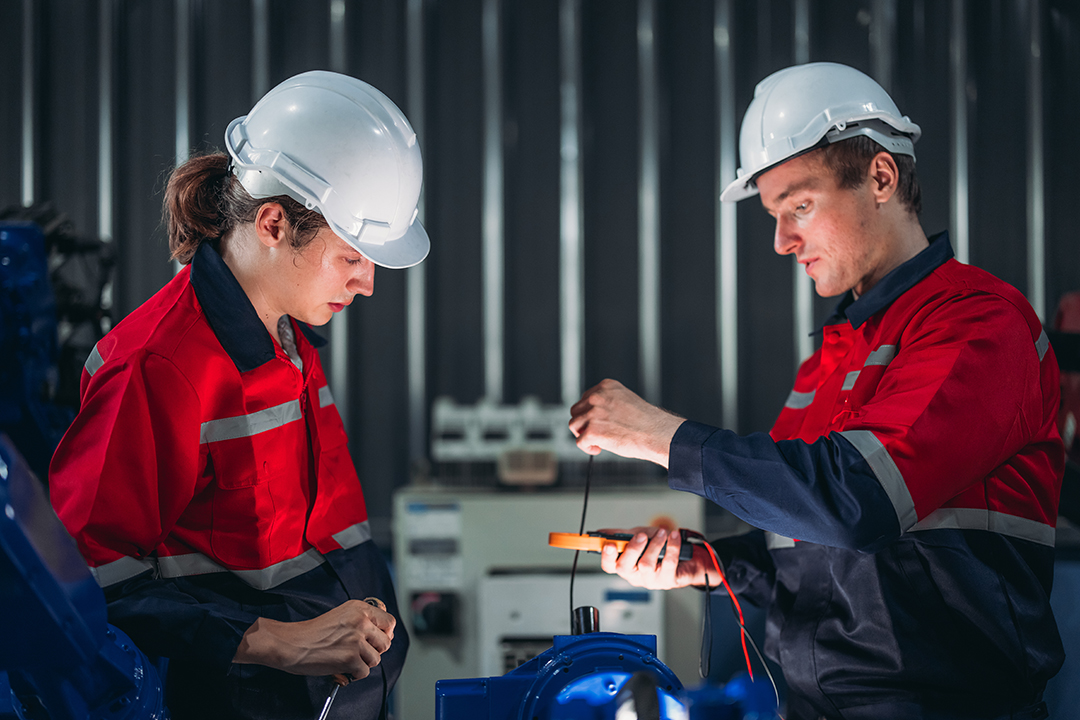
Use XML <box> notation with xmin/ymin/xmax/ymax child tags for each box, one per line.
<box><xmin>721</xmin><ymin>62</ymin><xmax>921</xmax><ymax>203</ymax></box>
<box><xmin>225</xmin><ymin>70</ymin><xmax>429</xmax><ymax>269</ymax></box>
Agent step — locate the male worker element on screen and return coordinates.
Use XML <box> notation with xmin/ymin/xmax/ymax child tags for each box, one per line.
<box><xmin>569</xmin><ymin>62</ymin><xmax>1064</xmax><ymax>720</ymax></box>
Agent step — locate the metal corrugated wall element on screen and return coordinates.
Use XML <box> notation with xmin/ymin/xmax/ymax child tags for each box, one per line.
<box><xmin>2</xmin><ymin>0</ymin><xmax>1078</xmax><ymax>541</ymax></box>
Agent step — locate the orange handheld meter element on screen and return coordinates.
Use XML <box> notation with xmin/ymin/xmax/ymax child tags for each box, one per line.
<box><xmin>548</xmin><ymin>531</ymin><xmax>693</xmax><ymax>561</ymax></box>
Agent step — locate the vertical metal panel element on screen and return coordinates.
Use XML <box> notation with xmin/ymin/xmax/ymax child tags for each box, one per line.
<box><xmin>21</xmin><ymin>0</ymin><xmax>35</xmax><ymax>207</ymax></box>
<box><xmin>252</xmin><ymin>0</ymin><xmax>270</xmax><ymax>101</ymax></box>
<box><xmin>793</xmin><ymin>0</ymin><xmax>814</xmax><ymax>365</ymax></box>
<box><xmin>638</xmin><ymin>0</ymin><xmax>660</xmax><ymax>404</ymax></box>
<box><xmin>950</xmin><ymin>0</ymin><xmax>969</xmax><ymax>263</ymax></box>
<box><xmin>560</xmin><ymin>0</ymin><xmax>584</xmax><ymax>408</ymax></box>
<box><xmin>175</xmin><ymin>0</ymin><xmax>191</xmax><ymax>166</ymax></box>
<box><xmin>328</xmin><ymin>0</ymin><xmax>350</xmax><ymax>433</ymax></box>
<box><xmin>1027</xmin><ymin>0</ymin><xmax>1045</xmax><ymax>321</ymax></box>
<box><xmin>174</xmin><ymin>0</ymin><xmax>192</xmax><ymax>276</ymax></box>
<box><xmin>98</xmin><ymin>0</ymin><xmax>114</xmax><ymax>242</ymax></box>
<box><xmin>716</xmin><ymin>0</ymin><xmax>738</xmax><ymax>430</ymax></box>
<box><xmin>329</xmin><ymin>0</ymin><xmax>346</xmax><ymax>73</ymax></box>
<box><xmin>870</xmin><ymin>0</ymin><xmax>896</xmax><ymax>93</ymax></box>
<box><xmin>97</xmin><ymin>0</ymin><xmax>115</xmax><ymax>323</ymax></box>
<box><xmin>482</xmin><ymin>0</ymin><xmax>505</xmax><ymax>403</ymax></box>
<box><xmin>406</xmin><ymin>0</ymin><xmax>428</xmax><ymax>459</ymax></box>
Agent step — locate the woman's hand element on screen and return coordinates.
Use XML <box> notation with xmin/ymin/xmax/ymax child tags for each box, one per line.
<box><xmin>233</xmin><ymin>599</ymin><xmax>396</xmax><ymax>679</ymax></box>
<box><xmin>599</xmin><ymin>526</ymin><xmax>712</xmax><ymax>590</ymax></box>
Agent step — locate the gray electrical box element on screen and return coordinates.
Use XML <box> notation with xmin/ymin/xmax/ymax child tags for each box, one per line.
<box><xmin>392</xmin><ymin>486</ymin><xmax>705</xmax><ymax>720</ymax></box>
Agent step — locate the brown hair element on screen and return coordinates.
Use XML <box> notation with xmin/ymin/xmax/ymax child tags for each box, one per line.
<box><xmin>816</xmin><ymin>136</ymin><xmax>922</xmax><ymax>216</ymax></box>
<box><xmin>163</xmin><ymin>152</ymin><xmax>328</xmax><ymax>264</ymax></box>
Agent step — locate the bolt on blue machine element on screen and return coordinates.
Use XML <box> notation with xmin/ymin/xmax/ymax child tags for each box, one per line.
<box><xmin>0</xmin><ymin>434</ymin><xmax>167</xmax><ymax>720</ymax></box>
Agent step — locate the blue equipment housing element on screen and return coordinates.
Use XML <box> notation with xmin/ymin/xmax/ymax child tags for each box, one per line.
<box><xmin>0</xmin><ymin>222</ymin><xmax>74</xmax><ymax>480</ymax></box>
<box><xmin>436</xmin><ymin>631</ymin><xmax>777</xmax><ymax>720</ymax></box>
<box><xmin>0</xmin><ymin>434</ymin><xmax>167</xmax><ymax>720</ymax></box>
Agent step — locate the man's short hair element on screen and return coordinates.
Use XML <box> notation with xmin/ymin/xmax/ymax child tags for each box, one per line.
<box><xmin>818</xmin><ymin>135</ymin><xmax>922</xmax><ymax>216</ymax></box>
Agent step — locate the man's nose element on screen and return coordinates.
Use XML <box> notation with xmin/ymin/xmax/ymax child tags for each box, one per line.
<box><xmin>774</xmin><ymin>217</ymin><xmax>799</xmax><ymax>256</ymax></box>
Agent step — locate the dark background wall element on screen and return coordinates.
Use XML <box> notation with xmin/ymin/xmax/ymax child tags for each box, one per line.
<box><xmin>1</xmin><ymin>0</ymin><xmax>1078</xmax><ymax>540</ymax></box>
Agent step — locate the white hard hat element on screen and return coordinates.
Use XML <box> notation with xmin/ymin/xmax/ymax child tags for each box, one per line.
<box><xmin>225</xmin><ymin>70</ymin><xmax>429</xmax><ymax>269</ymax></box>
<box><xmin>720</xmin><ymin>62</ymin><xmax>921</xmax><ymax>203</ymax></box>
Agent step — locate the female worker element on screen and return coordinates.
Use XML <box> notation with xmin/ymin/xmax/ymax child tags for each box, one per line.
<box><xmin>48</xmin><ymin>71</ymin><xmax>427</xmax><ymax>719</ymax></box>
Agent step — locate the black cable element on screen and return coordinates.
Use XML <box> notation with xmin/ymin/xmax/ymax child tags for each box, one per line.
<box><xmin>569</xmin><ymin>455</ymin><xmax>595</xmax><ymax>631</ymax></box>
<box><xmin>712</xmin><ymin>553</ymin><xmax>781</xmax><ymax>712</ymax></box>
<box><xmin>699</xmin><ymin>570</ymin><xmax>712</xmax><ymax>679</ymax></box>
<box><xmin>378</xmin><ymin>663</ymin><xmax>388</xmax><ymax>720</ymax></box>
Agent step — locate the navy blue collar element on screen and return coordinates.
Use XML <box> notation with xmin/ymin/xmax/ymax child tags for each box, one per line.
<box><xmin>818</xmin><ymin>231</ymin><xmax>953</xmax><ymax>332</ymax></box>
<box><xmin>189</xmin><ymin>242</ymin><xmax>326</xmax><ymax>373</ymax></box>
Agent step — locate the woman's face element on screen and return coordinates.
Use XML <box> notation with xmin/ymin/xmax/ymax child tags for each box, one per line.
<box><xmin>272</xmin><ymin>226</ymin><xmax>375</xmax><ymax>327</ymax></box>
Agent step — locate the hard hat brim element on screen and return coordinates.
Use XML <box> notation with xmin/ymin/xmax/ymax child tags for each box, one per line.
<box><xmin>720</xmin><ymin>175</ymin><xmax>760</xmax><ymax>203</ymax></box>
<box><xmin>344</xmin><ymin>219</ymin><xmax>430</xmax><ymax>270</ymax></box>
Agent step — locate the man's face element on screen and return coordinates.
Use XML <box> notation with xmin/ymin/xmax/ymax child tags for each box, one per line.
<box><xmin>756</xmin><ymin>151</ymin><xmax>889</xmax><ymax>298</ymax></box>
<box><xmin>271</xmin><ymin>226</ymin><xmax>375</xmax><ymax>326</ymax></box>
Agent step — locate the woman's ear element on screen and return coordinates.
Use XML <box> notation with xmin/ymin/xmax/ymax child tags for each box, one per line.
<box><xmin>253</xmin><ymin>202</ymin><xmax>289</xmax><ymax>249</ymax></box>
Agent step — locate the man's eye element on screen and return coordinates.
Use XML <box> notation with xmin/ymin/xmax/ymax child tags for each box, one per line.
<box><xmin>346</xmin><ymin>257</ymin><xmax>366</xmax><ymax>266</ymax></box>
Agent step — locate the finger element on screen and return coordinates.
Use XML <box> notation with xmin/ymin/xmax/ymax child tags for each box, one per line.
<box><xmin>364</xmin><ymin>626</ymin><xmax>392</xmax><ymax>654</ymax></box>
<box><xmin>639</xmin><ymin>528</ymin><xmax>668</xmax><ymax>569</ymax></box>
<box><xmin>600</xmin><ymin>543</ymin><xmax>619</xmax><ymax>574</ymax></box>
<box><xmin>357</xmin><ymin>639</ymin><xmax>382</xmax><ymax>669</ymax></box>
<box><xmin>568</xmin><ymin>412</ymin><xmax>591</xmax><ymax>438</ymax></box>
<box><xmin>347</xmin><ymin>657</ymin><xmax>372</xmax><ymax>679</ymax></box>
<box><xmin>569</xmin><ymin>396</ymin><xmax>590</xmax><ymax>418</ymax></box>
<box><xmin>615</xmin><ymin>531</ymin><xmax>649</xmax><ymax>574</ymax></box>
<box><xmin>371</xmin><ymin>608</ymin><xmax>396</xmax><ymax>634</ymax></box>
<box><xmin>574</xmin><ymin>434</ymin><xmax>603</xmax><ymax>455</ymax></box>
<box><xmin>658</xmin><ymin>527</ymin><xmax>681</xmax><ymax>583</ymax></box>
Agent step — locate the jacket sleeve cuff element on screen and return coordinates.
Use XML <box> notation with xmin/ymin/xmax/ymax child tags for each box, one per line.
<box><xmin>668</xmin><ymin>420</ymin><xmax>722</xmax><ymax>498</ymax></box>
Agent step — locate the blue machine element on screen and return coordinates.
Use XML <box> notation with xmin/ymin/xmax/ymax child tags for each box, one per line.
<box><xmin>436</xmin><ymin>631</ymin><xmax>777</xmax><ymax>720</ymax></box>
<box><xmin>0</xmin><ymin>221</ymin><xmax>74</xmax><ymax>480</ymax></box>
<box><xmin>0</xmin><ymin>434</ymin><xmax>167</xmax><ymax>720</ymax></box>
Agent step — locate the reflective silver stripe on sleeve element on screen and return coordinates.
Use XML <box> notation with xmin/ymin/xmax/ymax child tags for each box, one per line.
<box><xmin>332</xmin><ymin>520</ymin><xmax>372</xmax><ymax>549</ymax></box>
<box><xmin>765</xmin><ymin>531</ymin><xmax>796</xmax><ymax>550</ymax></box>
<box><xmin>157</xmin><ymin>547</ymin><xmax>328</xmax><ymax>591</ymax></box>
<box><xmin>89</xmin><ymin>555</ymin><xmax>157</xmax><ymax>588</ymax></box>
<box><xmin>199</xmin><ymin>399</ymin><xmax>302</xmax><ymax>444</ymax></box>
<box><xmin>157</xmin><ymin>552</ymin><xmax>228</xmax><ymax>578</ymax></box>
<box><xmin>864</xmin><ymin>344</ymin><xmax>897</xmax><ymax>367</ymax></box>
<box><xmin>319</xmin><ymin>385</ymin><xmax>335</xmax><ymax>408</ymax></box>
<box><xmin>784</xmin><ymin>389</ymin><xmax>815</xmax><ymax>409</ymax></box>
<box><xmin>1036</xmin><ymin>328</ymin><xmax>1049</xmax><ymax>362</ymax></box>
<box><xmin>232</xmin><ymin>548</ymin><xmax>326</xmax><ymax>591</ymax></box>
<box><xmin>910</xmin><ymin>508</ymin><xmax>1055</xmax><ymax>547</ymax></box>
<box><xmin>85</xmin><ymin>343</ymin><xmax>105</xmax><ymax>377</ymax></box>
<box><xmin>841</xmin><ymin>371</ymin><xmax>860</xmax><ymax>391</ymax></box>
<box><xmin>837</xmin><ymin>429</ymin><xmax>918</xmax><ymax>531</ymax></box>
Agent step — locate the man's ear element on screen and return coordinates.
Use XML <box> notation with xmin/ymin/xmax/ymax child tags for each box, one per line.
<box><xmin>868</xmin><ymin>151</ymin><xmax>899</xmax><ymax>205</ymax></box>
<box><xmin>253</xmin><ymin>203</ymin><xmax>289</xmax><ymax>249</ymax></box>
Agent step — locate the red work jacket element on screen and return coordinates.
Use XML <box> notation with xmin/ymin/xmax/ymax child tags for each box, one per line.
<box><xmin>669</xmin><ymin>233</ymin><xmax>1064</xmax><ymax>718</ymax></box>
<box><xmin>50</xmin><ymin>245</ymin><xmax>372</xmax><ymax>592</ymax></box>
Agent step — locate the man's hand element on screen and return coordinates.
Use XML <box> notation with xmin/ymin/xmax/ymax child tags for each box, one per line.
<box><xmin>233</xmin><ymin>599</ymin><xmax>396</xmax><ymax>679</ymax></box>
<box><xmin>568</xmin><ymin>379</ymin><xmax>686</xmax><ymax>468</ymax></box>
<box><xmin>599</xmin><ymin>526</ymin><xmax>711</xmax><ymax>589</ymax></box>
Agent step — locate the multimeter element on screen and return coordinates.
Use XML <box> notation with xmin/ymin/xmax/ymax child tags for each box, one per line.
<box><xmin>548</xmin><ymin>529</ymin><xmax>695</xmax><ymax>561</ymax></box>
